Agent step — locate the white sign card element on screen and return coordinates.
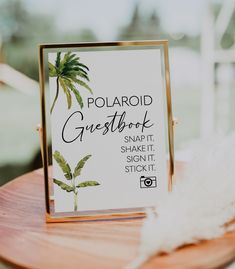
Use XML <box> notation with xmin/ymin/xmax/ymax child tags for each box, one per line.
<box><xmin>38</xmin><ymin>41</ymin><xmax>174</xmax><ymax>222</ymax></box>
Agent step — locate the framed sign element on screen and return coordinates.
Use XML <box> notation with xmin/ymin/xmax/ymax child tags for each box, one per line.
<box><xmin>38</xmin><ymin>40</ymin><xmax>174</xmax><ymax>222</ymax></box>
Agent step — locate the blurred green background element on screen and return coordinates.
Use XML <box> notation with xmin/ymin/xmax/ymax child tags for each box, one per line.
<box><xmin>0</xmin><ymin>0</ymin><xmax>235</xmax><ymax>186</ymax></box>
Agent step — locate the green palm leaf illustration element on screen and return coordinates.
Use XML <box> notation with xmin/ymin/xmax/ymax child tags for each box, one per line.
<box><xmin>55</xmin><ymin>52</ymin><xmax>61</xmax><ymax>68</ymax></box>
<box><xmin>48</xmin><ymin>62</ymin><xmax>57</xmax><ymax>77</ymax></box>
<box><xmin>53</xmin><ymin>151</ymin><xmax>72</xmax><ymax>180</ymax></box>
<box><xmin>73</xmin><ymin>154</ymin><xmax>92</xmax><ymax>178</ymax></box>
<box><xmin>59</xmin><ymin>78</ymin><xmax>72</xmax><ymax>109</ymax></box>
<box><xmin>49</xmin><ymin>51</ymin><xmax>93</xmax><ymax>113</ymax></box>
<box><xmin>53</xmin><ymin>179</ymin><xmax>74</xmax><ymax>192</ymax></box>
<box><xmin>76</xmin><ymin>181</ymin><xmax>100</xmax><ymax>188</ymax></box>
<box><xmin>65</xmin><ymin>80</ymin><xmax>84</xmax><ymax>109</ymax></box>
<box><xmin>73</xmin><ymin>78</ymin><xmax>93</xmax><ymax>94</ymax></box>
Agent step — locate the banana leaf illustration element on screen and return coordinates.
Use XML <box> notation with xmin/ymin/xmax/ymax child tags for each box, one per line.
<box><xmin>53</xmin><ymin>151</ymin><xmax>100</xmax><ymax>211</ymax></box>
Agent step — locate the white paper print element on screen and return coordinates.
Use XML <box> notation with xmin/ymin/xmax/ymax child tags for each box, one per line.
<box><xmin>48</xmin><ymin>49</ymin><xmax>168</xmax><ymax>213</ymax></box>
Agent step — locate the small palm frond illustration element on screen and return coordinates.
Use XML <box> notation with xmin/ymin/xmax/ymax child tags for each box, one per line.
<box><xmin>49</xmin><ymin>51</ymin><xmax>93</xmax><ymax>113</ymax></box>
<box><xmin>53</xmin><ymin>151</ymin><xmax>100</xmax><ymax>211</ymax></box>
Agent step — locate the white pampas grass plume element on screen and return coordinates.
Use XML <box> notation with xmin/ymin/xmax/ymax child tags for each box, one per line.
<box><xmin>124</xmin><ymin>133</ymin><xmax>235</xmax><ymax>269</ymax></box>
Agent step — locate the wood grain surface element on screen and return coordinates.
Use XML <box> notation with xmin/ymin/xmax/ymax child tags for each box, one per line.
<box><xmin>0</xmin><ymin>164</ymin><xmax>235</xmax><ymax>269</ymax></box>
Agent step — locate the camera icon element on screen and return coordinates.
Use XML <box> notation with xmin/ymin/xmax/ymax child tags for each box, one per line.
<box><xmin>140</xmin><ymin>176</ymin><xmax>157</xmax><ymax>188</ymax></box>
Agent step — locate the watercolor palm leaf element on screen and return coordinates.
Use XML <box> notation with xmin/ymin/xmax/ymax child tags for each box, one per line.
<box><xmin>49</xmin><ymin>52</ymin><xmax>93</xmax><ymax>113</ymax></box>
<box><xmin>53</xmin><ymin>151</ymin><xmax>100</xmax><ymax>211</ymax></box>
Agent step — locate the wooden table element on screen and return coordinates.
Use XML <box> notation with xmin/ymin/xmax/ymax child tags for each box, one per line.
<box><xmin>1</xmin><ymin>165</ymin><xmax>235</xmax><ymax>269</ymax></box>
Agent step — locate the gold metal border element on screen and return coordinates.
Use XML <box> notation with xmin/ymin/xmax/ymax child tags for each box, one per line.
<box><xmin>38</xmin><ymin>40</ymin><xmax>174</xmax><ymax>223</ymax></box>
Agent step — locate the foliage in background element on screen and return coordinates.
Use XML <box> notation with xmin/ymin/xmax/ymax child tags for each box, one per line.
<box><xmin>0</xmin><ymin>0</ymin><xmax>56</xmax><ymax>80</ymax></box>
<box><xmin>0</xmin><ymin>0</ymin><xmax>202</xmax><ymax>81</ymax></box>
<box><xmin>0</xmin><ymin>0</ymin><xmax>97</xmax><ymax>80</ymax></box>
<box><xmin>1</xmin><ymin>1</ymin><xmax>233</xmax><ymax>81</ymax></box>
<box><xmin>118</xmin><ymin>4</ymin><xmax>200</xmax><ymax>50</ymax></box>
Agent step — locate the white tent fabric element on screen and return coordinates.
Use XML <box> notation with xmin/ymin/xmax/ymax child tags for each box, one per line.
<box><xmin>0</xmin><ymin>63</ymin><xmax>38</xmax><ymax>94</ymax></box>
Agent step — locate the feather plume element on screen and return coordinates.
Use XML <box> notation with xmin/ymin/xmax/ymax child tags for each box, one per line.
<box><xmin>125</xmin><ymin>133</ymin><xmax>235</xmax><ymax>269</ymax></box>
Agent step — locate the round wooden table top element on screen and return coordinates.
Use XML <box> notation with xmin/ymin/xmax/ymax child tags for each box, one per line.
<box><xmin>1</xmin><ymin>164</ymin><xmax>235</xmax><ymax>269</ymax></box>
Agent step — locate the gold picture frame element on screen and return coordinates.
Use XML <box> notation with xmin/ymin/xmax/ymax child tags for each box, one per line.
<box><xmin>38</xmin><ymin>40</ymin><xmax>174</xmax><ymax>223</ymax></box>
